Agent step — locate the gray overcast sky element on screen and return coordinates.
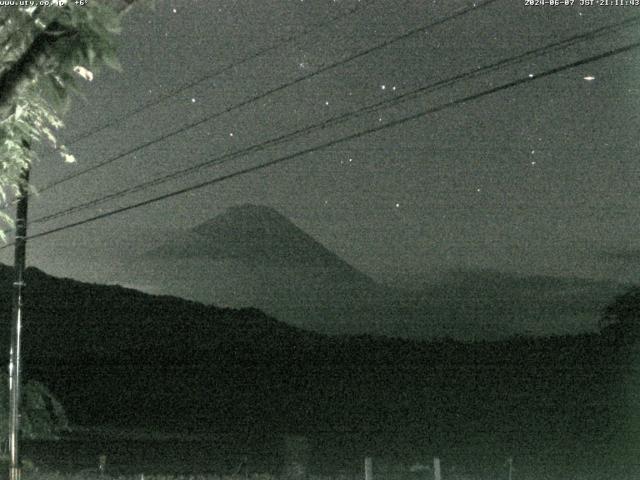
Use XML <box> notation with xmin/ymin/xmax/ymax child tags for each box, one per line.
<box><xmin>4</xmin><ymin>0</ymin><xmax>640</xmax><ymax>290</ymax></box>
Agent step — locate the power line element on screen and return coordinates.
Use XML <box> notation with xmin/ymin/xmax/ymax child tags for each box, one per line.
<box><xmin>37</xmin><ymin>0</ymin><xmax>500</xmax><ymax>194</ymax></box>
<box><xmin>24</xmin><ymin>14</ymin><xmax>640</xmax><ymax>229</ymax></box>
<box><xmin>5</xmin><ymin>38</ymin><xmax>638</xmax><ymax>248</ymax></box>
<box><xmin>64</xmin><ymin>0</ymin><xmax>371</xmax><ymax>147</ymax></box>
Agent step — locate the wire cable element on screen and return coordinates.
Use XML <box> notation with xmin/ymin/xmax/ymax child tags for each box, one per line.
<box><xmin>3</xmin><ymin>38</ymin><xmax>637</xmax><ymax>248</ymax></box>
<box><xmin>64</xmin><ymin>0</ymin><xmax>372</xmax><ymax>146</ymax></box>
<box><xmin>23</xmin><ymin>15</ymin><xmax>640</xmax><ymax>229</ymax></box>
<box><xmin>36</xmin><ymin>0</ymin><xmax>500</xmax><ymax>194</ymax></box>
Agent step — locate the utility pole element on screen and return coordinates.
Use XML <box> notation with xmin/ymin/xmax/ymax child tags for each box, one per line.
<box><xmin>8</xmin><ymin>165</ymin><xmax>29</xmax><ymax>480</ymax></box>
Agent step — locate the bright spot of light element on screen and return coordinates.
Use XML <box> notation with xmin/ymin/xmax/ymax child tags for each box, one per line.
<box><xmin>584</xmin><ymin>76</ymin><xmax>595</xmax><ymax>81</ymax></box>
<box><xmin>73</xmin><ymin>65</ymin><xmax>93</xmax><ymax>81</ymax></box>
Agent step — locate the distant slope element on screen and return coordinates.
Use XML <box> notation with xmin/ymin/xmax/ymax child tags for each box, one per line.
<box><xmin>141</xmin><ymin>204</ymin><xmax>629</xmax><ymax>340</ymax></box>
<box><xmin>0</xmin><ymin>264</ymin><xmax>321</xmax><ymax>430</ymax></box>
<box><xmin>151</xmin><ymin>204</ymin><xmax>372</xmax><ymax>275</ymax></box>
<box><xmin>409</xmin><ymin>269</ymin><xmax>631</xmax><ymax>339</ymax></box>
<box><xmin>145</xmin><ymin>204</ymin><xmax>395</xmax><ymax>336</ymax></box>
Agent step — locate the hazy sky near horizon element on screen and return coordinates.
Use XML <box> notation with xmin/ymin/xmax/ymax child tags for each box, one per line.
<box><xmin>2</xmin><ymin>0</ymin><xmax>640</xmax><ymax>289</ymax></box>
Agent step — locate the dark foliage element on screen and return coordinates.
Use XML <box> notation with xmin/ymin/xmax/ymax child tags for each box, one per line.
<box><xmin>599</xmin><ymin>285</ymin><xmax>640</xmax><ymax>344</ymax></box>
<box><xmin>0</xmin><ymin>265</ymin><xmax>636</xmax><ymax>476</ymax></box>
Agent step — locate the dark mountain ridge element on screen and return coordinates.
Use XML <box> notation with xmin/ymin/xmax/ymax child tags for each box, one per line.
<box><xmin>0</xmin><ymin>266</ymin><xmax>632</xmax><ymax>450</ymax></box>
<box><xmin>137</xmin><ymin>204</ymin><xmax>629</xmax><ymax>340</ymax></box>
<box><xmin>151</xmin><ymin>204</ymin><xmax>375</xmax><ymax>282</ymax></box>
<box><xmin>0</xmin><ymin>263</ymin><xmax>634</xmax><ymax>477</ymax></box>
<box><xmin>143</xmin><ymin>204</ymin><xmax>397</xmax><ymax>336</ymax></box>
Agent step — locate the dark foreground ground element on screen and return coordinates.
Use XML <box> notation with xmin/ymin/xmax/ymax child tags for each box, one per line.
<box><xmin>19</xmin><ymin>429</ymin><xmax>640</xmax><ymax>480</ymax></box>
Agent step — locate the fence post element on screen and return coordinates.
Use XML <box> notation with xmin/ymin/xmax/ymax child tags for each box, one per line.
<box><xmin>507</xmin><ymin>457</ymin><xmax>513</xmax><ymax>480</ymax></box>
<box><xmin>282</xmin><ymin>435</ymin><xmax>309</xmax><ymax>480</ymax></box>
<box><xmin>98</xmin><ymin>455</ymin><xmax>107</xmax><ymax>475</ymax></box>
<box><xmin>433</xmin><ymin>457</ymin><xmax>441</xmax><ymax>480</ymax></box>
<box><xmin>364</xmin><ymin>457</ymin><xmax>373</xmax><ymax>480</ymax></box>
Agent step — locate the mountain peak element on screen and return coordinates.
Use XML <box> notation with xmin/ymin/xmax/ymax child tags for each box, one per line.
<box><xmin>149</xmin><ymin>204</ymin><xmax>366</xmax><ymax>279</ymax></box>
<box><xmin>186</xmin><ymin>204</ymin><xmax>331</xmax><ymax>265</ymax></box>
<box><xmin>225</xmin><ymin>203</ymin><xmax>286</xmax><ymax>218</ymax></box>
<box><xmin>196</xmin><ymin>204</ymin><xmax>297</xmax><ymax>238</ymax></box>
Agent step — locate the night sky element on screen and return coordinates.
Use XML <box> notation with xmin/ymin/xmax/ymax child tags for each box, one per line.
<box><xmin>3</xmin><ymin>0</ymin><xmax>640</xmax><ymax>336</ymax></box>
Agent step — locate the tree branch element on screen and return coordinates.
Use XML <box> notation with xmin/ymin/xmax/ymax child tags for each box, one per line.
<box><xmin>0</xmin><ymin>0</ymin><xmax>138</xmax><ymax>122</ymax></box>
<box><xmin>0</xmin><ymin>26</ymin><xmax>77</xmax><ymax>121</ymax></box>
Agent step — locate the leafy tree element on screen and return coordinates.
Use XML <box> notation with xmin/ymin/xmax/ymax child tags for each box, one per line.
<box><xmin>0</xmin><ymin>0</ymin><xmax>139</xmax><ymax>236</ymax></box>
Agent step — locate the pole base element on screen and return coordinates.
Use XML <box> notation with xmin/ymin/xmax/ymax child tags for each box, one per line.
<box><xmin>9</xmin><ymin>466</ymin><xmax>21</xmax><ymax>480</ymax></box>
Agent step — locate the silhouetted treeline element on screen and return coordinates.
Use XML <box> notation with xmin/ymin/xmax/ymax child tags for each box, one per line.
<box><xmin>0</xmin><ymin>265</ymin><xmax>638</xmax><ymax>476</ymax></box>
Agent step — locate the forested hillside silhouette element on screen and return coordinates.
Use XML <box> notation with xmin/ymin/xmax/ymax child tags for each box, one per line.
<box><xmin>0</xmin><ymin>265</ymin><xmax>636</xmax><ymax>476</ymax></box>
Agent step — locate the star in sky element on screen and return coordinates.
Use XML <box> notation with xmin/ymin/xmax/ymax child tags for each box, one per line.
<box><xmin>20</xmin><ymin>0</ymin><xmax>640</xmax><ymax>328</ymax></box>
